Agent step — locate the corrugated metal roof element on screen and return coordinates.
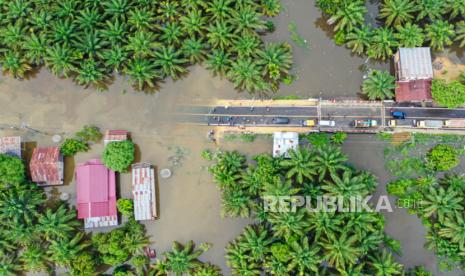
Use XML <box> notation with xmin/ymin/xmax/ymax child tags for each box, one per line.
<box><xmin>397</xmin><ymin>47</ymin><xmax>433</xmax><ymax>80</ymax></box>
<box><xmin>273</xmin><ymin>132</ymin><xmax>299</xmax><ymax>158</ymax></box>
<box><xmin>132</xmin><ymin>163</ymin><xmax>157</xmax><ymax>221</ymax></box>
<box><xmin>395</xmin><ymin>79</ymin><xmax>432</xmax><ymax>102</ymax></box>
<box><xmin>30</xmin><ymin>147</ymin><xmax>63</xmax><ymax>185</ymax></box>
<box><xmin>104</xmin><ymin>130</ymin><xmax>128</xmax><ymax>145</ymax></box>
<box><xmin>0</xmin><ymin>136</ymin><xmax>21</xmax><ymax>158</ymax></box>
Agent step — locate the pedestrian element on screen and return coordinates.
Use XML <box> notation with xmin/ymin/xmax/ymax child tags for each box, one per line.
<box><xmin>250</xmin><ymin>106</ymin><xmax>254</xmax><ymax>112</ymax></box>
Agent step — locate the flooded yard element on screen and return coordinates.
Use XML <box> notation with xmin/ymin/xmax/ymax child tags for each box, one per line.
<box><xmin>0</xmin><ymin>0</ymin><xmax>461</xmax><ymax>274</ymax></box>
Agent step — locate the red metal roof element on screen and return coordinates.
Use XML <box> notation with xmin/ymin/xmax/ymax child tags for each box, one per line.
<box><xmin>30</xmin><ymin>147</ymin><xmax>63</xmax><ymax>185</ymax></box>
<box><xmin>76</xmin><ymin>159</ymin><xmax>116</xmax><ymax>220</ymax></box>
<box><xmin>395</xmin><ymin>80</ymin><xmax>432</xmax><ymax>102</ymax></box>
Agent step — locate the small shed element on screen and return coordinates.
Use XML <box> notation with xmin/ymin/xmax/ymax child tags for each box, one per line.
<box><xmin>394</xmin><ymin>47</ymin><xmax>433</xmax><ymax>102</ymax></box>
<box><xmin>104</xmin><ymin>130</ymin><xmax>128</xmax><ymax>146</ymax></box>
<box><xmin>273</xmin><ymin>132</ymin><xmax>299</xmax><ymax>158</ymax></box>
<box><xmin>132</xmin><ymin>163</ymin><xmax>157</xmax><ymax>221</ymax></box>
<box><xmin>30</xmin><ymin>147</ymin><xmax>63</xmax><ymax>186</ymax></box>
<box><xmin>76</xmin><ymin>159</ymin><xmax>118</xmax><ymax>228</ymax></box>
<box><xmin>0</xmin><ymin>136</ymin><xmax>21</xmax><ymax>158</ymax></box>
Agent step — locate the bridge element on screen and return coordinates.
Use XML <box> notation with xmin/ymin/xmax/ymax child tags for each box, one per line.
<box><xmin>177</xmin><ymin>99</ymin><xmax>465</xmax><ymax>134</ymax></box>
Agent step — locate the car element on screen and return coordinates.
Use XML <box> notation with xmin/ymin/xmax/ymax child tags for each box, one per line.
<box><xmin>319</xmin><ymin>120</ymin><xmax>336</xmax><ymax>127</ymax></box>
<box><xmin>303</xmin><ymin>120</ymin><xmax>316</xmax><ymax>127</ymax></box>
<box><xmin>274</xmin><ymin>117</ymin><xmax>290</xmax><ymax>124</ymax></box>
<box><xmin>391</xmin><ymin>111</ymin><xmax>405</xmax><ymax>119</ymax></box>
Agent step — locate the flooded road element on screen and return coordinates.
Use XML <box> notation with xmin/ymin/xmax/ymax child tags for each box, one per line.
<box><xmin>0</xmin><ymin>0</ymin><xmax>458</xmax><ymax>274</ymax></box>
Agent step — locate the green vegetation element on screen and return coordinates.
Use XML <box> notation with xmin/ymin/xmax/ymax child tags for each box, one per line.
<box><xmin>0</xmin><ymin>0</ymin><xmax>292</xmax><ymax>94</ymax></box>
<box><xmin>362</xmin><ymin>70</ymin><xmax>396</xmax><ymax>100</ymax></box>
<box><xmin>272</xmin><ymin>95</ymin><xmax>301</xmax><ymax>100</ymax></box>
<box><xmin>60</xmin><ymin>138</ymin><xmax>89</xmax><ymax>157</ymax></box>
<box><xmin>204</xmin><ymin>142</ymin><xmax>405</xmax><ymax>274</ymax></box>
<box><xmin>427</xmin><ymin>144</ymin><xmax>460</xmax><ymax>171</ymax></box>
<box><xmin>103</xmin><ymin>140</ymin><xmax>135</xmax><ymax>172</ymax></box>
<box><xmin>331</xmin><ymin>131</ymin><xmax>348</xmax><ymax>145</ymax></box>
<box><xmin>317</xmin><ymin>0</ymin><xmax>465</xmax><ymax>59</ymax></box>
<box><xmin>75</xmin><ymin>125</ymin><xmax>103</xmax><ymax>143</ymax></box>
<box><xmin>117</xmin><ymin>198</ymin><xmax>134</xmax><ymax>217</ymax></box>
<box><xmin>288</xmin><ymin>22</ymin><xmax>309</xmax><ymax>49</ymax></box>
<box><xmin>224</xmin><ymin>133</ymin><xmax>257</xmax><ymax>143</ymax></box>
<box><xmin>431</xmin><ymin>79</ymin><xmax>465</xmax><ymax>108</ymax></box>
<box><xmin>0</xmin><ymin>154</ymin><xmax>25</xmax><ymax>187</ymax></box>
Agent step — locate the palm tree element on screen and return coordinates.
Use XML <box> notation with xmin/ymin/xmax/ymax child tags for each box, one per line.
<box><xmin>193</xmin><ymin>263</ymin><xmax>222</xmax><ymax>276</ymax></box>
<box><xmin>0</xmin><ymin>184</ymin><xmax>45</xmax><ymax>225</ymax></box>
<box><xmin>367</xmin><ymin>27</ymin><xmax>398</xmax><ymax>60</ymax></box>
<box><xmin>0</xmin><ymin>51</ymin><xmax>32</xmax><ymax>79</ymax></box>
<box><xmin>323</xmin><ymin>170</ymin><xmax>369</xmax><ymax>199</ymax></box>
<box><xmin>345</xmin><ymin>26</ymin><xmax>372</xmax><ymax>55</ymax></box>
<box><xmin>425</xmin><ymin>20</ymin><xmax>455</xmax><ymax>51</ymax></box>
<box><xmin>101</xmin><ymin>18</ymin><xmax>128</xmax><ymax>45</ymax></box>
<box><xmin>75</xmin><ymin>8</ymin><xmax>102</xmax><ymax>31</ymax></box>
<box><xmin>438</xmin><ymin>212</ymin><xmax>465</xmax><ymax>249</ymax></box>
<box><xmin>234</xmin><ymin>34</ymin><xmax>261</xmax><ymax>58</ymax></box>
<box><xmin>1</xmin><ymin>20</ymin><xmax>27</xmax><ymax>50</ymax></box>
<box><xmin>288</xmin><ymin>237</ymin><xmax>321</xmax><ymax>275</ymax></box>
<box><xmin>227</xmin><ymin>58</ymin><xmax>268</xmax><ymax>93</ymax></box>
<box><xmin>47</xmin><ymin>232</ymin><xmax>90</xmax><ymax>268</ymax></box>
<box><xmin>206</xmin><ymin>48</ymin><xmax>230</xmax><ymax>76</ymax></box>
<box><xmin>128</xmin><ymin>7</ymin><xmax>155</xmax><ymax>31</ymax></box>
<box><xmin>257</xmin><ymin>42</ymin><xmax>292</xmax><ymax>81</ymax></box>
<box><xmin>455</xmin><ymin>21</ymin><xmax>465</xmax><ymax>48</ymax></box>
<box><xmin>182</xmin><ymin>37</ymin><xmax>207</xmax><ymax>64</ymax></box>
<box><xmin>447</xmin><ymin>0</ymin><xmax>465</xmax><ymax>19</ymax></box>
<box><xmin>362</xmin><ymin>70</ymin><xmax>396</xmax><ymax>100</ymax></box>
<box><xmin>100</xmin><ymin>45</ymin><xmax>128</xmax><ymax>73</ymax></box>
<box><xmin>23</xmin><ymin>33</ymin><xmax>48</xmax><ymax>65</ymax></box>
<box><xmin>328</xmin><ymin>0</ymin><xmax>367</xmax><ymax>32</ymax></box>
<box><xmin>229</xmin><ymin>5</ymin><xmax>266</xmax><ymax>35</ymax></box>
<box><xmin>262</xmin><ymin>176</ymin><xmax>300</xmax><ymax>197</ymax></box>
<box><xmin>74</xmin><ymin>58</ymin><xmax>108</xmax><ymax>87</ymax></box>
<box><xmin>379</xmin><ymin>0</ymin><xmax>417</xmax><ymax>26</ymax></box>
<box><xmin>307</xmin><ymin>210</ymin><xmax>342</xmax><ymax>241</ymax></box>
<box><xmin>419</xmin><ymin>186</ymin><xmax>463</xmax><ymax>223</ymax></box>
<box><xmin>157</xmin><ymin>0</ymin><xmax>180</xmax><ymax>22</ymax></box>
<box><xmin>206</xmin><ymin>0</ymin><xmax>234</xmax><ymax>21</ymax></box>
<box><xmin>237</xmin><ymin>225</ymin><xmax>273</xmax><ymax>262</ymax></box>
<box><xmin>154</xmin><ymin>46</ymin><xmax>188</xmax><ymax>79</ymax></box>
<box><xmin>180</xmin><ymin>10</ymin><xmax>207</xmax><ymax>37</ymax></box>
<box><xmin>3</xmin><ymin>220</ymin><xmax>39</xmax><ymax>247</ymax></box>
<box><xmin>320</xmin><ymin>232</ymin><xmax>362</xmax><ymax>271</ymax></box>
<box><xmin>37</xmin><ymin>204</ymin><xmax>80</xmax><ymax>240</ymax></box>
<box><xmin>344</xmin><ymin>212</ymin><xmax>383</xmax><ymax>240</ymax></box>
<box><xmin>50</xmin><ymin>18</ymin><xmax>76</xmax><ymax>44</ymax></box>
<box><xmin>20</xmin><ymin>243</ymin><xmax>50</xmax><ymax>273</ymax></box>
<box><xmin>394</xmin><ymin>23</ymin><xmax>425</xmax><ymax>48</ymax></box>
<box><xmin>268</xmin><ymin>208</ymin><xmax>310</xmax><ymax>240</ymax></box>
<box><xmin>261</xmin><ymin>0</ymin><xmax>281</xmax><ymax>17</ymax></box>
<box><xmin>6</xmin><ymin>0</ymin><xmax>30</xmax><ymax>20</ymax></box>
<box><xmin>221</xmin><ymin>185</ymin><xmax>253</xmax><ymax>218</ymax></box>
<box><xmin>124</xmin><ymin>58</ymin><xmax>159</xmax><ymax>90</ymax></box>
<box><xmin>44</xmin><ymin>44</ymin><xmax>76</xmax><ymax>77</ymax></box>
<box><xmin>368</xmin><ymin>250</ymin><xmax>403</xmax><ymax>275</ymax></box>
<box><xmin>279</xmin><ymin>148</ymin><xmax>316</xmax><ymax>184</ymax></box>
<box><xmin>240</xmin><ymin>167</ymin><xmax>262</xmax><ymax>197</ymax></box>
<box><xmin>159</xmin><ymin>22</ymin><xmax>183</xmax><ymax>46</ymax></box>
<box><xmin>416</xmin><ymin>0</ymin><xmax>446</xmax><ymax>21</ymax></box>
<box><xmin>314</xmin><ymin>145</ymin><xmax>348</xmax><ymax>181</ymax></box>
<box><xmin>264</xmin><ymin>254</ymin><xmax>289</xmax><ymax>275</ymax></box>
<box><xmin>75</xmin><ymin>30</ymin><xmax>105</xmax><ymax>58</ymax></box>
<box><xmin>125</xmin><ymin>30</ymin><xmax>157</xmax><ymax>58</ymax></box>
<box><xmin>207</xmin><ymin>20</ymin><xmax>236</xmax><ymax>49</ymax></box>
<box><xmin>0</xmin><ymin>255</ymin><xmax>20</xmax><ymax>276</ymax></box>
<box><xmin>102</xmin><ymin>0</ymin><xmax>130</xmax><ymax>19</ymax></box>
<box><xmin>163</xmin><ymin>241</ymin><xmax>205</xmax><ymax>275</ymax></box>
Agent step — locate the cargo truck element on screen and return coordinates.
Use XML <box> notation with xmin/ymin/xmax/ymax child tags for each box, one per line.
<box><xmin>388</xmin><ymin>119</ymin><xmax>416</xmax><ymax>127</ymax></box>
<box><xmin>416</xmin><ymin>120</ymin><xmax>443</xmax><ymax>128</ymax></box>
<box><xmin>444</xmin><ymin>119</ymin><xmax>465</xmax><ymax>128</ymax></box>
<box><xmin>354</xmin><ymin>119</ymin><xmax>378</xmax><ymax>128</ymax></box>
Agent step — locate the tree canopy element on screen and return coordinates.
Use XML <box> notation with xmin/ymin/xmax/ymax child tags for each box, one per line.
<box><xmin>0</xmin><ymin>154</ymin><xmax>25</xmax><ymax>187</ymax></box>
<box><xmin>103</xmin><ymin>140</ymin><xmax>135</xmax><ymax>172</ymax></box>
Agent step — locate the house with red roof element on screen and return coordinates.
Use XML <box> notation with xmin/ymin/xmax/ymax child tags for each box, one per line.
<box><xmin>104</xmin><ymin>130</ymin><xmax>128</xmax><ymax>146</ymax></box>
<box><xmin>132</xmin><ymin>163</ymin><xmax>157</xmax><ymax>221</ymax></box>
<box><xmin>76</xmin><ymin>159</ymin><xmax>118</xmax><ymax>228</ymax></box>
<box><xmin>0</xmin><ymin>136</ymin><xmax>21</xmax><ymax>158</ymax></box>
<box><xmin>30</xmin><ymin>147</ymin><xmax>63</xmax><ymax>186</ymax></box>
<box><xmin>394</xmin><ymin>47</ymin><xmax>434</xmax><ymax>102</ymax></box>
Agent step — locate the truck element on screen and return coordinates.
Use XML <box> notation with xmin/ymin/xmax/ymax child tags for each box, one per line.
<box><xmin>303</xmin><ymin>120</ymin><xmax>316</xmax><ymax>127</ymax></box>
<box><xmin>444</xmin><ymin>119</ymin><xmax>465</xmax><ymax>128</ymax></box>
<box><xmin>388</xmin><ymin>119</ymin><xmax>416</xmax><ymax>127</ymax></box>
<box><xmin>416</xmin><ymin>120</ymin><xmax>443</xmax><ymax>128</ymax></box>
<box><xmin>354</xmin><ymin>119</ymin><xmax>378</xmax><ymax>128</ymax></box>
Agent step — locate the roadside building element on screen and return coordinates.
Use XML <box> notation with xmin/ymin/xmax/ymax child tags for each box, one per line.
<box><xmin>132</xmin><ymin>163</ymin><xmax>157</xmax><ymax>221</ymax></box>
<box><xmin>76</xmin><ymin>159</ymin><xmax>118</xmax><ymax>228</ymax></box>
<box><xmin>273</xmin><ymin>132</ymin><xmax>299</xmax><ymax>158</ymax></box>
<box><xmin>0</xmin><ymin>136</ymin><xmax>21</xmax><ymax>158</ymax></box>
<box><xmin>30</xmin><ymin>147</ymin><xmax>63</xmax><ymax>186</ymax></box>
<box><xmin>394</xmin><ymin>47</ymin><xmax>434</xmax><ymax>102</ymax></box>
<box><xmin>104</xmin><ymin>130</ymin><xmax>128</xmax><ymax>146</ymax></box>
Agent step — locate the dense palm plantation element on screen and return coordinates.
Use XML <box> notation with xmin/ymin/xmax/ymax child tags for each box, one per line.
<box><xmin>205</xmin><ymin>139</ymin><xmax>405</xmax><ymax>275</ymax></box>
<box><xmin>0</xmin><ymin>0</ymin><xmax>292</xmax><ymax>94</ymax></box>
<box><xmin>317</xmin><ymin>0</ymin><xmax>465</xmax><ymax>59</ymax></box>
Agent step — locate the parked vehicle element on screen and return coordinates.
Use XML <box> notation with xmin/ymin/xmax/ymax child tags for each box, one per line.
<box><xmin>274</xmin><ymin>117</ymin><xmax>290</xmax><ymax>124</ymax></box>
<box><xmin>388</xmin><ymin>119</ymin><xmax>416</xmax><ymax>127</ymax></box>
<box><xmin>444</xmin><ymin>119</ymin><xmax>465</xmax><ymax>128</ymax></box>
<box><xmin>319</xmin><ymin>120</ymin><xmax>336</xmax><ymax>127</ymax></box>
<box><xmin>354</xmin><ymin>119</ymin><xmax>378</xmax><ymax>128</ymax></box>
<box><xmin>416</xmin><ymin>120</ymin><xmax>443</xmax><ymax>128</ymax></box>
<box><xmin>303</xmin><ymin>120</ymin><xmax>316</xmax><ymax>127</ymax></box>
<box><xmin>391</xmin><ymin>111</ymin><xmax>406</xmax><ymax>119</ymax></box>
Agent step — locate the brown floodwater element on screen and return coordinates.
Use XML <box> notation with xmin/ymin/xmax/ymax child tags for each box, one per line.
<box><xmin>0</xmin><ymin>0</ymin><xmax>461</xmax><ymax>274</ymax></box>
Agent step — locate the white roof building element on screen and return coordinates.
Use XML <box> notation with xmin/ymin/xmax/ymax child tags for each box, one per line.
<box><xmin>132</xmin><ymin>163</ymin><xmax>157</xmax><ymax>221</ymax></box>
<box><xmin>0</xmin><ymin>136</ymin><xmax>21</xmax><ymax>158</ymax></box>
<box><xmin>273</xmin><ymin>132</ymin><xmax>299</xmax><ymax>158</ymax></box>
<box><xmin>394</xmin><ymin>47</ymin><xmax>433</xmax><ymax>81</ymax></box>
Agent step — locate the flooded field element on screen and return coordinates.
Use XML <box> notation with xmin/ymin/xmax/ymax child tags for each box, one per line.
<box><xmin>0</xmin><ymin>0</ymin><xmax>461</xmax><ymax>274</ymax></box>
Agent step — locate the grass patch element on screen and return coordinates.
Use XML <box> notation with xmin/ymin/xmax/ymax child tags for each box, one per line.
<box><xmin>224</xmin><ymin>134</ymin><xmax>258</xmax><ymax>143</ymax></box>
<box><xmin>288</xmin><ymin>22</ymin><xmax>309</xmax><ymax>49</ymax></box>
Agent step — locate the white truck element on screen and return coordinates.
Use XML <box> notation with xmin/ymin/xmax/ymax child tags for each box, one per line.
<box><xmin>354</xmin><ymin>119</ymin><xmax>378</xmax><ymax>128</ymax></box>
<box><xmin>416</xmin><ymin>120</ymin><xmax>444</xmax><ymax>128</ymax></box>
<box><xmin>444</xmin><ymin>119</ymin><xmax>465</xmax><ymax>128</ymax></box>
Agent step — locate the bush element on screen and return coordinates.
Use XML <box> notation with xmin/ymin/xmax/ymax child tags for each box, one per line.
<box><xmin>75</xmin><ymin>125</ymin><xmax>102</xmax><ymax>143</ymax></box>
<box><xmin>331</xmin><ymin>132</ymin><xmax>348</xmax><ymax>145</ymax></box>
<box><xmin>117</xmin><ymin>198</ymin><xmax>134</xmax><ymax>217</ymax></box>
<box><xmin>0</xmin><ymin>154</ymin><xmax>25</xmax><ymax>186</ymax></box>
<box><xmin>60</xmin><ymin>138</ymin><xmax>89</xmax><ymax>157</ymax></box>
<box><xmin>427</xmin><ymin>144</ymin><xmax>459</xmax><ymax>171</ymax></box>
<box><xmin>431</xmin><ymin>79</ymin><xmax>465</xmax><ymax>108</ymax></box>
<box><xmin>387</xmin><ymin>179</ymin><xmax>413</xmax><ymax>196</ymax></box>
<box><xmin>103</xmin><ymin>141</ymin><xmax>135</xmax><ymax>172</ymax></box>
